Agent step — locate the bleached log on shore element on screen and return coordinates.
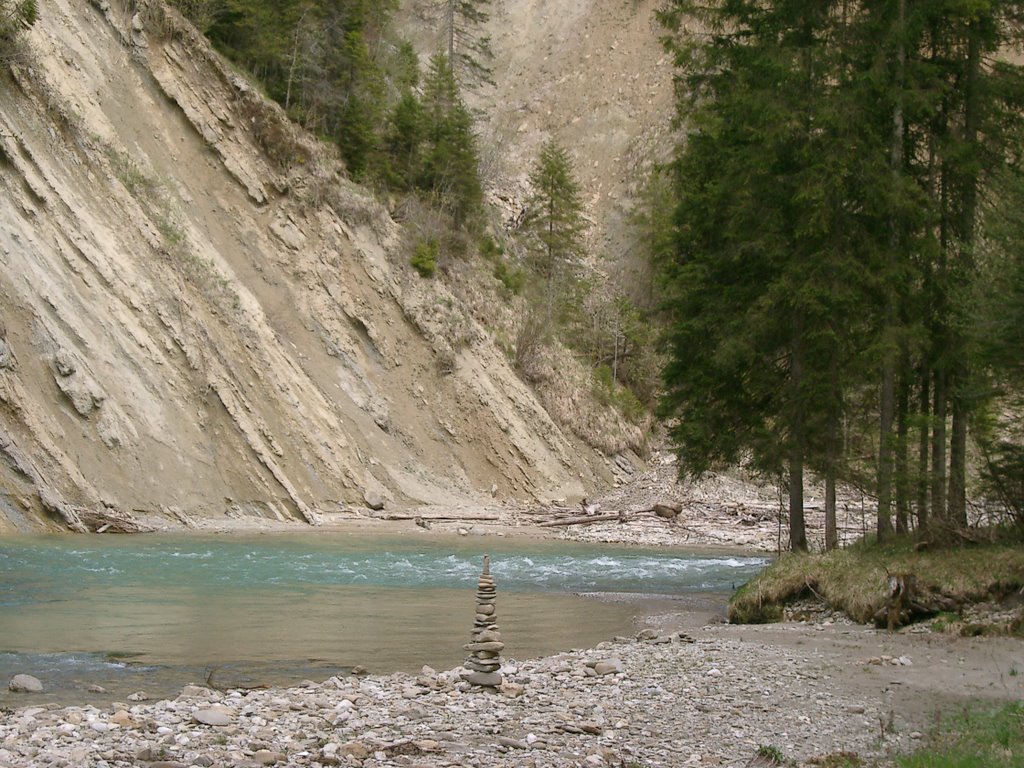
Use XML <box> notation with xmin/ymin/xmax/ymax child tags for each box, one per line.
<box><xmin>538</xmin><ymin>512</ymin><xmax>625</xmax><ymax>528</ymax></box>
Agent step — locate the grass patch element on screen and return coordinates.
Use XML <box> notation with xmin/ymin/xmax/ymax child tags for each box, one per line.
<box><xmin>729</xmin><ymin>537</ymin><xmax>1024</xmax><ymax>625</ymax></box>
<box><xmin>898</xmin><ymin>703</ymin><xmax>1024</xmax><ymax>767</ymax></box>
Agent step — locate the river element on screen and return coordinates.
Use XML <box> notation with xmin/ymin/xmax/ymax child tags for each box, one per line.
<box><xmin>0</xmin><ymin>532</ymin><xmax>767</xmax><ymax>705</ymax></box>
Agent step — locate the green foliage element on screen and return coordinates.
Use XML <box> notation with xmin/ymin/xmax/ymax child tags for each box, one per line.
<box><xmin>1</xmin><ymin>0</ymin><xmax>39</xmax><ymax>54</ymax></box>
<box><xmin>179</xmin><ymin>0</ymin><xmax>487</xmax><ymax>236</ymax></box>
<box><xmin>479</xmin><ymin>235</ymin><xmax>524</xmax><ymax>296</ymax></box>
<box><xmin>755</xmin><ymin>745</ymin><xmax>786</xmax><ymax>765</ymax></box>
<box><xmin>576</xmin><ymin>291</ymin><xmax>658</xmax><ymax>405</ymax></box>
<box><xmin>384</xmin><ymin>90</ymin><xmax>425</xmax><ymax>190</ymax></box>
<box><xmin>592</xmin><ymin>365</ymin><xmax>645</xmax><ymax>425</ymax></box>
<box><xmin>169</xmin><ymin>0</ymin><xmax>224</xmax><ymax>32</ymax></box>
<box><xmin>419</xmin><ymin>54</ymin><xmax>482</xmax><ymax>226</ymax></box>
<box><xmin>657</xmin><ymin>0</ymin><xmax>1024</xmax><ymax>548</ymax></box>
<box><xmin>411</xmin><ymin>238</ymin><xmax>439</xmax><ymax>278</ymax></box>
<box><xmin>524</xmin><ymin>139</ymin><xmax>585</xmax><ymax>281</ymax></box>
<box><xmin>519</xmin><ymin>138</ymin><xmax>587</xmax><ymax>348</ymax></box>
<box><xmin>973</xmin><ymin>169</ymin><xmax>1024</xmax><ymax>527</ymax></box>
<box><xmin>627</xmin><ymin>166</ymin><xmax>676</xmax><ymax>314</ymax></box>
<box><xmin>897</xmin><ymin>704</ymin><xmax>1024</xmax><ymax>768</ymax></box>
<box><xmin>438</xmin><ymin>0</ymin><xmax>494</xmax><ymax>90</ymax></box>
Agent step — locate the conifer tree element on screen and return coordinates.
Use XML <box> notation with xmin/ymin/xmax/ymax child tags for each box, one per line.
<box><xmin>385</xmin><ymin>89</ymin><xmax>425</xmax><ymax>191</ymax></box>
<box><xmin>420</xmin><ymin>54</ymin><xmax>482</xmax><ymax>225</ymax></box>
<box><xmin>658</xmin><ymin>0</ymin><xmax>1024</xmax><ymax>548</ymax></box>
<box><xmin>438</xmin><ymin>0</ymin><xmax>493</xmax><ymax>89</ymax></box>
<box><xmin>658</xmin><ymin>0</ymin><xmax>890</xmax><ymax>551</ymax></box>
<box><xmin>523</xmin><ymin>138</ymin><xmax>586</xmax><ymax>328</ymax></box>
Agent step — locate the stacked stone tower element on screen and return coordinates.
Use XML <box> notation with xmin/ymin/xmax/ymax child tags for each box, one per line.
<box><xmin>461</xmin><ymin>554</ymin><xmax>504</xmax><ymax>688</ymax></box>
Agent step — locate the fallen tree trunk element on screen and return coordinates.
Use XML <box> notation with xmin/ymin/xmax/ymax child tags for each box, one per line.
<box><xmin>538</xmin><ymin>512</ymin><xmax>625</xmax><ymax>528</ymax></box>
<box><xmin>380</xmin><ymin>511</ymin><xmax>500</xmax><ymax>522</ymax></box>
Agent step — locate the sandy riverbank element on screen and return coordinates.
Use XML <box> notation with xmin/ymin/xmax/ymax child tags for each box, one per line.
<box><xmin>3</xmin><ymin>608</ymin><xmax>1021</xmax><ymax>768</ymax></box>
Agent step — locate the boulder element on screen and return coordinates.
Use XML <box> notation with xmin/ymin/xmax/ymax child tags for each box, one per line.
<box><xmin>8</xmin><ymin>674</ymin><xmax>43</xmax><ymax>693</ymax></box>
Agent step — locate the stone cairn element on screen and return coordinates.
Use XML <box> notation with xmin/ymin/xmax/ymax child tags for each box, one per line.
<box><xmin>461</xmin><ymin>554</ymin><xmax>504</xmax><ymax>689</ymax></box>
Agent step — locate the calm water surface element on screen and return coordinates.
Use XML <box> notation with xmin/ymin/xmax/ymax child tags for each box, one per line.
<box><xmin>0</xmin><ymin>532</ymin><xmax>767</xmax><ymax>705</ymax></box>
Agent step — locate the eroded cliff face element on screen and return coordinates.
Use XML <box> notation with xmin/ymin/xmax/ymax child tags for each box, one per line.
<box><xmin>0</xmin><ymin>0</ymin><xmax>614</xmax><ymax>532</ymax></box>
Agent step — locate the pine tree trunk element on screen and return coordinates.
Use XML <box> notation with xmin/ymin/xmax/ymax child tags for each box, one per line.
<box><xmin>895</xmin><ymin>347</ymin><xmax>911</xmax><ymax>534</ymax></box>
<box><xmin>825</xmin><ymin>360</ymin><xmax>840</xmax><ymax>551</ymax></box>
<box><xmin>949</xmin><ymin>397</ymin><xmax>968</xmax><ymax>525</ymax></box>
<box><xmin>789</xmin><ymin>449</ymin><xmax>807</xmax><ymax>552</ymax></box>
<box><xmin>877</xmin><ymin>0</ymin><xmax>905</xmax><ymax>543</ymax></box>
<box><xmin>916</xmin><ymin>366</ymin><xmax>930</xmax><ymax>532</ymax></box>
<box><xmin>932</xmin><ymin>367</ymin><xmax>948</xmax><ymax>521</ymax></box>
<box><xmin>947</xmin><ymin>20</ymin><xmax>980</xmax><ymax>529</ymax></box>
<box><xmin>789</xmin><ymin>314</ymin><xmax>808</xmax><ymax>553</ymax></box>
<box><xmin>878</xmin><ymin>350</ymin><xmax>897</xmax><ymax>541</ymax></box>
<box><xmin>825</xmin><ymin>410</ymin><xmax>838</xmax><ymax>551</ymax></box>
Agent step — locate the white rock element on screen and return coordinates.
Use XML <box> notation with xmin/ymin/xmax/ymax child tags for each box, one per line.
<box><xmin>8</xmin><ymin>674</ymin><xmax>43</xmax><ymax>693</ymax></box>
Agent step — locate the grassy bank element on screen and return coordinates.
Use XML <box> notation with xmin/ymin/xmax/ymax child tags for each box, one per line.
<box><xmin>729</xmin><ymin>537</ymin><xmax>1024</xmax><ymax>627</ymax></box>
<box><xmin>898</xmin><ymin>702</ymin><xmax>1024</xmax><ymax>767</ymax></box>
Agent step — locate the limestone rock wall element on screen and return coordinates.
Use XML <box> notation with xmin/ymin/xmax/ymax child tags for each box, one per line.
<box><xmin>0</xmin><ymin>0</ymin><xmax>610</xmax><ymax>532</ymax></box>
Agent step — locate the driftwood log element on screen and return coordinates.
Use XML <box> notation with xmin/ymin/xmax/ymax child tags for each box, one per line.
<box><xmin>79</xmin><ymin>506</ymin><xmax>154</xmax><ymax>534</ymax></box>
<box><xmin>538</xmin><ymin>512</ymin><xmax>626</xmax><ymax>528</ymax></box>
<box><xmin>533</xmin><ymin>500</ymin><xmax>688</xmax><ymax>528</ymax></box>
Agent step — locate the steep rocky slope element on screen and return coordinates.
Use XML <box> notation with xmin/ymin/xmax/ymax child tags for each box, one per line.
<box><xmin>400</xmin><ymin>0</ymin><xmax>676</xmax><ymax>258</ymax></box>
<box><xmin>0</xmin><ymin>0</ymin><xmax>624</xmax><ymax>532</ymax></box>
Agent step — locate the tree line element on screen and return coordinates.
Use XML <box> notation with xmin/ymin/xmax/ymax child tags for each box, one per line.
<box><xmin>172</xmin><ymin>0</ymin><xmax>486</xmax><ymax>224</ymax></box>
<box><xmin>657</xmin><ymin>0</ymin><xmax>1024</xmax><ymax>550</ymax></box>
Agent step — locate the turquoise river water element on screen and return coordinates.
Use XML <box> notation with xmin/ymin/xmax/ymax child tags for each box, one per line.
<box><xmin>0</xmin><ymin>532</ymin><xmax>767</xmax><ymax>705</ymax></box>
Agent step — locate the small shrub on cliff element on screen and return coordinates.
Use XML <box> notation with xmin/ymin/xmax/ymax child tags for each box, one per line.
<box><xmin>411</xmin><ymin>238</ymin><xmax>438</xmax><ymax>278</ymax></box>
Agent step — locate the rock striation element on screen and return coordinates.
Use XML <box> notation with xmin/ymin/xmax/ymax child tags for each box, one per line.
<box><xmin>462</xmin><ymin>555</ymin><xmax>505</xmax><ymax>689</ymax></box>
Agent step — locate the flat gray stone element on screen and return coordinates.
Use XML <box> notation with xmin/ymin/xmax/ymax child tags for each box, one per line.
<box><xmin>193</xmin><ymin>709</ymin><xmax>233</xmax><ymax>726</ymax></box>
<box><xmin>593</xmin><ymin>659</ymin><xmax>623</xmax><ymax>676</ymax></box>
<box><xmin>463</xmin><ymin>670</ymin><xmax>503</xmax><ymax>687</ymax></box>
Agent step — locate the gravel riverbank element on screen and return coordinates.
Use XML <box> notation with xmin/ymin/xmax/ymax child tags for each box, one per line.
<box><xmin>5</xmin><ymin>611</ymin><xmax>1021</xmax><ymax>768</ymax></box>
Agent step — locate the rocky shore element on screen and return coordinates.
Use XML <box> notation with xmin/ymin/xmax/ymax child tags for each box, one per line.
<box><xmin>0</xmin><ymin>630</ymin><xmax>886</xmax><ymax>768</ymax></box>
<box><xmin>9</xmin><ymin>607</ymin><xmax>1023</xmax><ymax>768</ymax></box>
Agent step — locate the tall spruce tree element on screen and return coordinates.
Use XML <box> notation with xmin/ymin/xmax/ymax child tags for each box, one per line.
<box><xmin>420</xmin><ymin>54</ymin><xmax>482</xmax><ymax>225</ymax></box>
<box><xmin>438</xmin><ymin>0</ymin><xmax>493</xmax><ymax>89</ymax></box>
<box><xmin>659</xmin><ymin>0</ymin><xmax>1024</xmax><ymax>549</ymax></box>
<box><xmin>658</xmin><ymin>0</ymin><xmax>890</xmax><ymax>552</ymax></box>
<box><xmin>523</xmin><ymin>138</ymin><xmax>587</xmax><ymax>329</ymax></box>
